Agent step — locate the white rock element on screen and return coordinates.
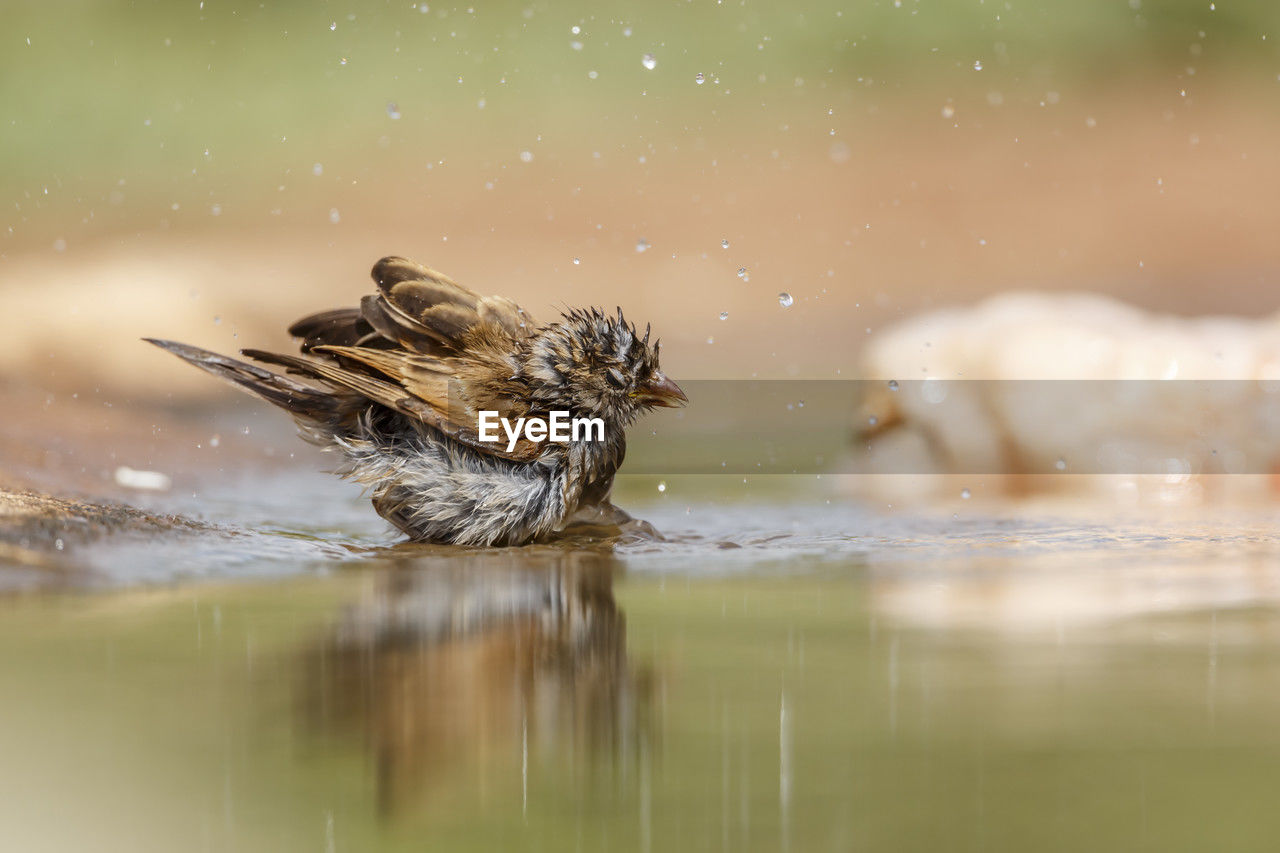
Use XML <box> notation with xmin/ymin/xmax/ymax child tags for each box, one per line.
<box><xmin>852</xmin><ymin>292</ymin><xmax>1280</xmax><ymax>502</ymax></box>
<box><xmin>114</xmin><ymin>466</ymin><xmax>172</xmax><ymax>492</ymax></box>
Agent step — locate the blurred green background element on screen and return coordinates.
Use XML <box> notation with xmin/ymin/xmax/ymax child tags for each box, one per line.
<box><xmin>6</xmin><ymin>0</ymin><xmax>1280</xmax><ymax>400</ymax></box>
<box><xmin>7</xmin><ymin>0</ymin><xmax>1279</xmax><ymax>222</ymax></box>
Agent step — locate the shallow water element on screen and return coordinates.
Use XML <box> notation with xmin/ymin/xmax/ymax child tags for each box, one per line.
<box><xmin>5</xmin><ymin>468</ymin><xmax>1280</xmax><ymax>851</ymax></box>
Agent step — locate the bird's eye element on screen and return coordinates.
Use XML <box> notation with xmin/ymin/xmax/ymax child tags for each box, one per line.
<box><xmin>606</xmin><ymin>367</ymin><xmax>627</xmax><ymax>388</ymax></box>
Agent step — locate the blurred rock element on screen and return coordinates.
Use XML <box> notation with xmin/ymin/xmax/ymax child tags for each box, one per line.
<box><xmin>0</xmin><ymin>488</ymin><xmax>204</xmax><ymax>588</ymax></box>
<box><xmin>850</xmin><ymin>292</ymin><xmax>1280</xmax><ymax>503</ymax></box>
<box><xmin>0</xmin><ymin>242</ymin><xmax>314</xmax><ymax>402</ymax></box>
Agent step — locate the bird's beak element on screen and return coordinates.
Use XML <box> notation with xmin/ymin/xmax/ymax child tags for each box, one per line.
<box><xmin>635</xmin><ymin>372</ymin><xmax>688</xmax><ymax>407</ymax></box>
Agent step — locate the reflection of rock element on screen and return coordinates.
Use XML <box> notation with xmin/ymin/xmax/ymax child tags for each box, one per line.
<box><xmin>870</xmin><ymin>542</ymin><xmax>1280</xmax><ymax>631</ymax></box>
<box><xmin>300</xmin><ymin>548</ymin><xmax>653</xmax><ymax>815</ymax></box>
<box><xmin>850</xmin><ymin>292</ymin><xmax>1280</xmax><ymax>502</ymax></box>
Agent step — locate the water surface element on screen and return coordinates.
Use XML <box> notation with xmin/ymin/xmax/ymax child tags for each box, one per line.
<box><xmin>3</xmin><ymin>473</ymin><xmax>1280</xmax><ymax>851</ymax></box>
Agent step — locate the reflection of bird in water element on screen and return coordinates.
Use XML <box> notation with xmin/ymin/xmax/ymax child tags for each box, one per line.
<box><xmin>299</xmin><ymin>548</ymin><xmax>655</xmax><ymax>816</ymax></box>
<box><xmin>147</xmin><ymin>256</ymin><xmax>685</xmax><ymax>544</ymax></box>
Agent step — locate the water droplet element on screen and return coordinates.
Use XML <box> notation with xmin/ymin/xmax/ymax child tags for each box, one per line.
<box><xmin>973</xmin><ymin>60</ymin><xmax>983</xmax><ymax>71</ymax></box>
<box><xmin>519</xmin><ymin>150</ymin><xmax>533</xmax><ymax>163</ymax></box>
<box><xmin>778</xmin><ymin>292</ymin><xmax>793</xmax><ymax>308</ymax></box>
<box><xmin>961</xmin><ymin>488</ymin><xmax>971</xmax><ymax>499</ymax></box>
<box><xmin>888</xmin><ymin>380</ymin><xmax>899</xmax><ymax>391</ymax></box>
<box><xmin>571</xmin><ymin>40</ymin><xmax>583</xmax><ymax>51</ymax></box>
<box><xmin>1056</xmin><ymin>458</ymin><xmax>1067</xmax><ymax>471</ymax></box>
<box><xmin>721</xmin><ymin>239</ymin><xmax>729</xmax><ymax>249</ymax></box>
<box><xmin>571</xmin><ymin>25</ymin><xmax>581</xmax><ymax>34</ymax></box>
<box><xmin>312</xmin><ymin>162</ymin><xmax>323</xmax><ymax>176</ymax></box>
<box><xmin>695</xmin><ymin>72</ymin><xmax>705</xmax><ymax>85</ymax></box>
<box><xmin>642</xmin><ymin>53</ymin><xmax>657</xmax><ymax>70</ymax></box>
<box><xmin>657</xmin><ymin>481</ymin><xmax>667</xmax><ymax>492</ymax></box>
<box><xmin>941</xmin><ymin>104</ymin><xmax>956</xmax><ymax>119</ymax></box>
<box><xmin>329</xmin><ymin>21</ymin><xmax>337</xmax><ymax>31</ymax></box>
<box><xmin>52</xmin><ymin>238</ymin><xmax>66</xmax><ymax>253</ymax></box>
<box><xmin>572</xmin><ymin>257</ymin><xmax>580</xmax><ymax>265</ymax></box>
<box><xmin>635</xmin><ymin>237</ymin><xmax>650</xmax><ymax>253</ymax></box>
<box><xmin>328</xmin><ymin>208</ymin><xmax>341</xmax><ymax>224</ymax></box>
<box><xmin>213</xmin><ymin>315</ymin><xmax>221</xmax><ymax>325</ymax></box>
<box><xmin>386</xmin><ymin>102</ymin><xmax>401</xmax><ymax>119</ymax></box>
<box><xmin>868</xmin><ymin>415</ymin><xmax>879</xmax><ymax>426</ymax></box>
<box><xmin>719</xmin><ymin>311</ymin><xmax>729</xmax><ymax>320</ymax></box>
<box><xmin>737</xmin><ymin>267</ymin><xmax>749</xmax><ymax>281</ymax></box>
<box><xmin>210</xmin><ymin>203</ymin><xmax>222</xmax><ymax>216</ymax></box>
<box><xmin>706</xmin><ymin>336</ymin><xmax>715</xmax><ymax>344</ymax></box>
<box><xmin>623</xmin><ymin>26</ymin><xmax>632</xmax><ymax>37</ymax></box>
<box><xmin>339</xmin><ymin>57</ymin><xmax>348</xmax><ymax>66</ymax></box>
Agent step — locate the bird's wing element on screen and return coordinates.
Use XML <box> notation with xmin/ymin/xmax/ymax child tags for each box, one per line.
<box><xmin>266</xmin><ymin>257</ymin><xmax>546</xmax><ymax>461</ymax></box>
<box><xmin>288</xmin><ymin>257</ymin><xmax>537</xmax><ymax>356</ymax></box>
<box><xmin>287</xmin><ymin>307</ymin><xmax>387</xmax><ymax>352</ymax></box>
<box><xmin>345</xmin><ymin>256</ymin><xmax>538</xmax><ymax>355</ymax></box>
<box><xmin>242</xmin><ymin>345</ymin><xmax>544</xmax><ymax>463</ymax></box>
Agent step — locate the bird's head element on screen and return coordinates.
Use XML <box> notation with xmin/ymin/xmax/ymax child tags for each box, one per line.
<box><xmin>523</xmin><ymin>307</ymin><xmax>686</xmax><ymax>424</ymax></box>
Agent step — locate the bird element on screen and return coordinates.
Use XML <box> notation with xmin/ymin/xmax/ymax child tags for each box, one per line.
<box><xmin>146</xmin><ymin>256</ymin><xmax>686</xmax><ymax>545</ymax></box>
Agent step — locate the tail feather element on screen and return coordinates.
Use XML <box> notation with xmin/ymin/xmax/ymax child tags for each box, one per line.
<box><xmin>144</xmin><ymin>338</ymin><xmax>341</xmax><ymax>421</ymax></box>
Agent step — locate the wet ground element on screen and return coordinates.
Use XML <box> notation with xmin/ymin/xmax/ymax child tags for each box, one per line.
<box><xmin>5</xmin><ymin>393</ymin><xmax>1280</xmax><ymax>851</ymax></box>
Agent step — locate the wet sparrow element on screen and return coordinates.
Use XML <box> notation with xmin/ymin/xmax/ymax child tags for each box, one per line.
<box><xmin>148</xmin><ymin>256</ymin><xmax>686</xmax><ymax>545</ymax></box>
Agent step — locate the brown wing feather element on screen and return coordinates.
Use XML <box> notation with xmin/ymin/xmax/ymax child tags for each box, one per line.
<box><xmin>242</xmin><ymin>349</ymin><xmax>421</xmax><ymax>414</ymax></box>
<box><xmin>359</xmin><ymin>294</ymin><xmax>445</xmax><ymax>354</ymax></box>
<box><xmin>477</xmin><ymin>295</ymin><xmax>533</xmax><ymax>338</ymax></box>
<box><xmin>313</xmin><ymin>345</ymin><xmax>453</xmax><ymax>413</ymax></box>
<box><xmin>311</xmin><ymin>343</ymin><xmax>542</xmax><ymax>461</ymax></box>
<box><xmin>365</xmin><ymin>256</ymin><xmax>540</xmax><ymax>353</ymax></box>
<box><xmin>263</xmin><ymin>256</ymin><xmax>544</xmax><ymax>460</ymax></box>
<box><xmin>154</xmin><ymin>258</ymin><xmax>547</xmax><ymax>464</ymax></box>
<box><xmin>243</xmin><ymin>348</ymin><xmax>541</xmax><ymax>462</ymax></box>
<box><xmin>290</xmin><ymin>258</ymin><xmax>538</xmax><ymax>357</ymax></box>
<box><xmin>287</xmin><ymin>308</ymin><xmax>378</xmax><ymax>353</ymax></box>
<box><xmin>371</xmin><ymin>256</ymin><xmax>442</xmax><ymax>289</ymax></box>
